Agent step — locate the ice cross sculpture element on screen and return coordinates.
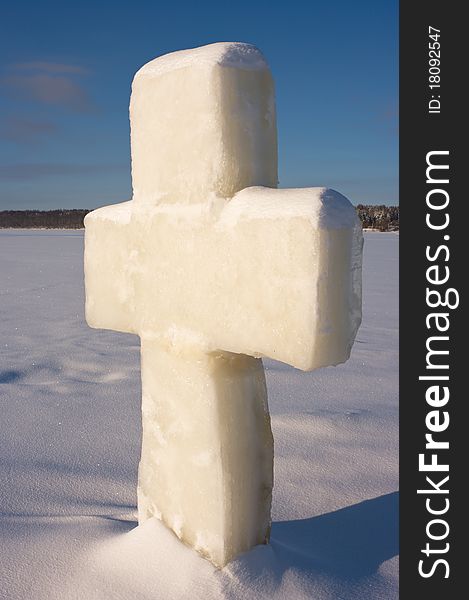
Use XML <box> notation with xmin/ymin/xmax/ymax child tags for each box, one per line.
<box><xmin>84</xmin><ymin>42</ymin><xmax>362</xmax><ymax>568</ymax></box>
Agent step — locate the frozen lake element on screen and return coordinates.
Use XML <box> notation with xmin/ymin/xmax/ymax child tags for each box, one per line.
<box><xmin>0</xmin><ymin>230</ymin><xmax>398</xmax><ymax>599</ymax></box>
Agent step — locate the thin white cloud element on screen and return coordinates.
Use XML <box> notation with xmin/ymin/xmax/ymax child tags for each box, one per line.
<box><xmin>1</xmin><ymin>61</ymin><xmax>94</xmax><ymax>113</ymax></box>
<box><xmin>0</xmin><ymin>164</ymin><xmax>127</xmax><ymax>181</ymax></box>
<box><xmin>0</xmin><ymin>116</ymin><xmax>58</xmax><ymax>143</ymax></box>
<box><xmin>10</xmin><ymin>62</ymin><xmax>89</xmax><ymax>75</ymax></box>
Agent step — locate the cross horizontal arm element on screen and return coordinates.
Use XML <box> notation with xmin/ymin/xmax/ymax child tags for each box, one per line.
<box><xmin>84</xmin><ymin>187</ymin><xmax>361</xmax><ymax>371</ymax></box>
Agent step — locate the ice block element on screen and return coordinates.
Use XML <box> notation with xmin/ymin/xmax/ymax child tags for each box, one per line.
<box><xmin>130</xmin><ymin>42</ymin><xmax>277</xmax><ymax>204</ymax></box>
<box><xmin>84</xmin><ymin>42</ymin><xmax>363</xmax><ymax>568</ymax></box>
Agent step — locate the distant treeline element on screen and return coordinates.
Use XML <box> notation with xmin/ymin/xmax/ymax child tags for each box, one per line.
<box><xmin>356</xmin><ymin>204</ymin><xmax>399</xmax><ymax>231</ymax></box>
<box><xmin>0</xmin><ymin>205</ymin><xmax>399</xmax><ymax>231</ymax></box>
<box><xmin>0</xmin><ymin>209</ymin><xmax>90</xmax><ymax>229</ymax></box>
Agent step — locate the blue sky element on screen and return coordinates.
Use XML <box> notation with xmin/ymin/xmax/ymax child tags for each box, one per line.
<box><xmin>0</xmin><ymin>0</ymin><xmax>398</xmax><ymax>210</ymax></box>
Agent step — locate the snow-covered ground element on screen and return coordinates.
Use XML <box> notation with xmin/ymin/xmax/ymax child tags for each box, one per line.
<box><xmin>0</xmin><ymin>230</ymin><xmax>398</xmax><ymax>599</ymax></box>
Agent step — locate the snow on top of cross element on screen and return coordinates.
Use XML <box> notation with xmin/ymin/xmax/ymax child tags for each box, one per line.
<box><xmin>219</xmin><ymin>187</ymin><xmax>359</xmax><ymax>229</ymax></box>
<box><xmin>135</xmin><ymin>42</ymin><xmax>269</xmax><ymax>78</ymax></box>
<box><xmin>85</xmin><ymin>201</ymin><xmax>133</xmax><ymax>225</ymax></box>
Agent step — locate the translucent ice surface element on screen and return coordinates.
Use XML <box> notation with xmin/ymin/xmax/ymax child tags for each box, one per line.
<box><xmin>84</xmin><ymin>42</ymin><xmax>362</xmax><ymax>567</ymax></box>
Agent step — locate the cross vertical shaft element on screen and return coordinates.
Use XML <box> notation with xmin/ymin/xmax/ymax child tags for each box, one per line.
<box><xmin>138</xmin><ymin>341</ymin><xmax>273</xmax><ymax>566</ymax></box>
